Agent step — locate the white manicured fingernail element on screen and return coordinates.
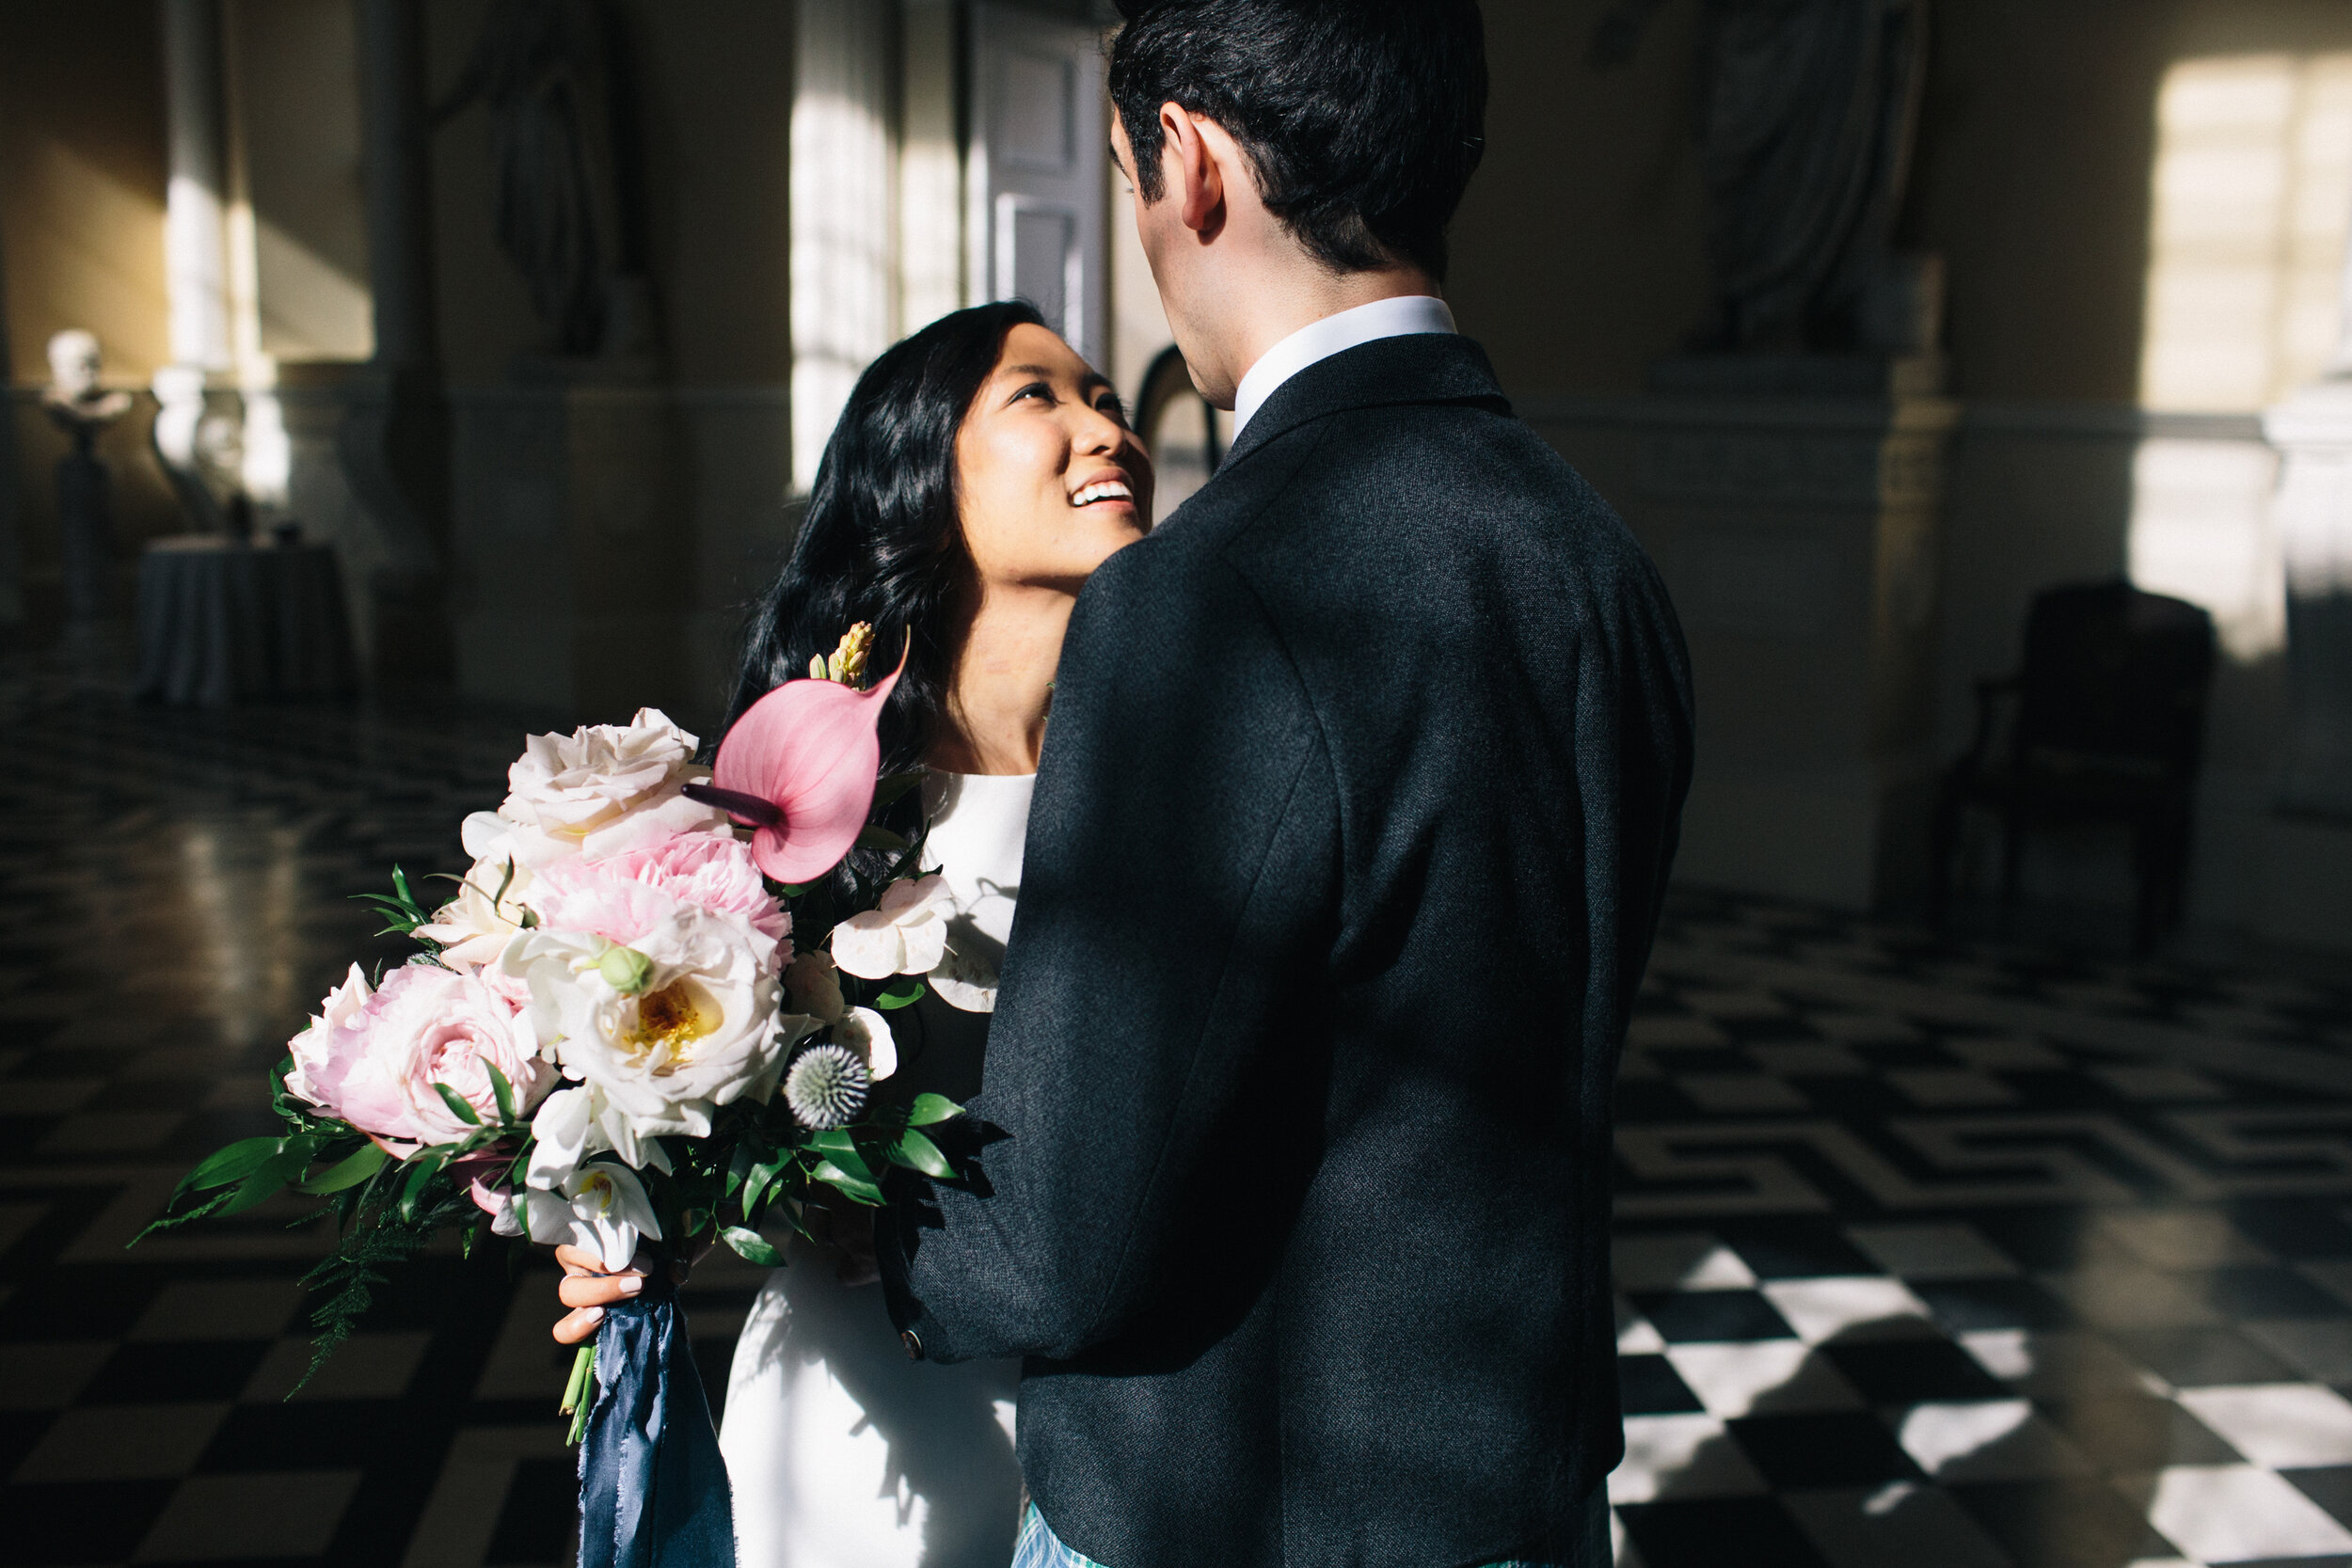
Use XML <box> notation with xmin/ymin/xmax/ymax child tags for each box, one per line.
<box><xmin>579</xmin><ymin>1307</ymin><xmax>605</xmax><ymax>1328</ymax></box>
<box><xmin>615</xmin><ymin>1275</ymin><xmax>642</xmax><ymax>1296</ymax></box>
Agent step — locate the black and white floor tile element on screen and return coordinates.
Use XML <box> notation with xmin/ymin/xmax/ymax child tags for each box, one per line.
<box><xmin>2</xmin><ymin>676</ymin><xmax>2350</xmax><ymax>1565</ymax></box>
<box><xmin>1614</xmin><ymin>897</ymin><xmax>2352</xmax><ymax>1568</ymax></box>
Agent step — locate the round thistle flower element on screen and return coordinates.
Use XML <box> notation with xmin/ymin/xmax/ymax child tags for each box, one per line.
<box><xmin>784</xmin><ymin>1043</ymin><xmax>870</xmax><ymax>1129</ymax></box>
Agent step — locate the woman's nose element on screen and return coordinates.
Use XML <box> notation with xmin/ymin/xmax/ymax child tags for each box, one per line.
<box><xmin>1071</xmin><ymin>399</ymin><xmax>1125</xmax><ymax>453</ymax></box>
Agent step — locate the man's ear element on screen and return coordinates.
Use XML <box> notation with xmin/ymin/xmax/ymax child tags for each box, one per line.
<box><xmin>1158</xmin><ymin>102</ymin><xmax>1224</xmax><ymax>236</ymax></box>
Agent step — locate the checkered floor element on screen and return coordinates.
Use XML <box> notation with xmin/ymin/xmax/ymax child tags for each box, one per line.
<box><xmin>2</xmin><ymin>673</ymin><xmax>2350</xmax><ymax>1566</ymax></box>
<box><xmin>1614</xmin><ymin>897</ymin><xmax>2352</xmax><ymax>1568</ymax></box>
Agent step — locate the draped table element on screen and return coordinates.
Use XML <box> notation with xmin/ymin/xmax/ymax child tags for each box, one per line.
<box><xmin>135</xmin><ymin>535</ymin><xmax>358</xmax><ymax>706</ymax></box>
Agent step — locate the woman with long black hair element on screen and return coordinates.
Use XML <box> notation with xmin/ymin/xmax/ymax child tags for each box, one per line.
<box><xmin>548</xmin><ymin>300</ymin><xmax>1153</xmax><ymax>1566</ymax></box>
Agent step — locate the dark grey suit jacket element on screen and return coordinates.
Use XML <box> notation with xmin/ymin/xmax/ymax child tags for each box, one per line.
<box><xmin>880</xmin><ymin>333</ymin><xmax>1693</xmax><ymax>1568</ymax></box>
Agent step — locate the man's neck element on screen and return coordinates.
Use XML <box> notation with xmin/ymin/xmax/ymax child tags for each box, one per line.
<box><xmin>1191</xmin><ymin>262</ymin><xmax>1439</xmax><ymax>409</ymax></box>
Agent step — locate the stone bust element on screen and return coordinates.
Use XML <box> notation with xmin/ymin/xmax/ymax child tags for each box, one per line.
<box><xmin>42</xmin><ymin>330</ymin><xmax>134</xmax><ymax>444</ymax></box>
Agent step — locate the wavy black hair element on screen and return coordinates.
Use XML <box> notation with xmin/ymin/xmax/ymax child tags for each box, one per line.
<box><xmin>726</xmin><ymin>299</ymin><xmax>1047</xmax><ymax>769</ymax></box>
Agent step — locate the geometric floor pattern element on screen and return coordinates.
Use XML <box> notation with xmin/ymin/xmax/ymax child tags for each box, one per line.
<box><xmin>3</xmin><ymin>677</ymin><xmax>2351</xmax><ymax>1565</ymax></box>
<box><xmin>1616</xmin><ymin>898</ymin><xmax>2352</xmax><ymax>1568</ymax></box>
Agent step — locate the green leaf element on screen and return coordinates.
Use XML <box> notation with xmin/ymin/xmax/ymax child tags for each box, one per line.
<box><xmin>215</xmin><ymin>1147</ymin><xmax>310</xmax><ymax>1215</ymax></box>
<box><xmin>742</xmin><ymin>1156</ymin><xmax>792</xmax><ymax>1223</ymax></box>
<box><xmin>397</xmin><ymin>1151</ymin><xmax>447</xmax><ymax>1224</ymax></box>
<box><xmin>875</xmin><ymin>977</ymin><xmax>926</xmax><ymax>1010</ymax></box>
<box><xmin>431</xmin><ymin>1082</ymin><xmax>484</xmax><ymax>1127</ymax></box>
<box><xmin>905</xmin><ymin>1093</ymin><xmax>963</xmax><ymax>1127</ymax></box>
<box><xmin>776</xmin><ymin>882</ymin><xmax>808</xmax><ymax>897</ymax></box>
<box><xmin>722</xmin><ymin>1226</ymin><xmax>785</xmax><ymax>1267</ymax></box>
<box><xmin>806</xmin><ymin>1129</ymin><xmax>878</xmax><ymax>1184</ymax></box>
<box><xmin>181</xmin><ymin>1136</ymin><xmax>284</xmax><ymax>1194</ymax></box>
<box><xmin>871</xmin><ymin>770</ymin><xmax>927</xmax><ymax>809</ymax></box>
<box><xmin>854</xmin><ymin>825</ymin><xmax>908</xmax><ymax>851</ymax></box>
<box><xmin>811</xmin><ymin>1162</ymin><xmax>885</xmax><ymax>1205</ymax></box>
<box><xmin>484</xmin><ymin>1060</ymin><xmax>518</xmax><ymax>1126</ymax></box>
<box><xmin>889</xmin><ymin>1127</ymin><xmax>955</xmax><ymax>1179</ymax></box>
<box><xmin>294</xmin><ymin>1143</ymin><xmax>389</xmax><ymax>1196</ymax></box>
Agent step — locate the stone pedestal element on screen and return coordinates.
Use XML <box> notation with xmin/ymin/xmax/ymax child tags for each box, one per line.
<box><xmin>2257</xmin><ymin>377</ymin><xmax>2352</xmax><ymax>952</ymax></box>
<box><xmin>1633</xmin><ymin>355</ymin><xmax>1958</xmax><ymax>910</ymax></box>
<box><xmin>449</xmin><ymin>367</ymin><xmax>690</xmax><ymax>719</ymax></box>
<box><xmin>55</xmin><ymin>442</ymin><xmax>115</xmax><ymax>622</ymax></box>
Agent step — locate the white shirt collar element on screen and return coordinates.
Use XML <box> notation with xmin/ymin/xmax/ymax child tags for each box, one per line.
<box><xmin>1230</xmin><ymin>295</ymin><xmax>1457</xmax><ymax>438</ymax></box>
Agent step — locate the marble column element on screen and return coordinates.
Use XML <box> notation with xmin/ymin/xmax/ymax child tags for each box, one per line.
<box><xmin>2263</xmin><ymin>202</ymin><xmax>2352</xmax><ymax>821</ymax></box>
<box><xmin>0</xmin><ymin>206</ymin><xmax>22</xmax><ymax>629</ymax></box>
<box><xmin>342</xmin><ymin>0</ymin><xmax>453</xmax><ymax>684</ymax></box>
<box><xmin>2254</xmin><ymin>182</ymin><xmax>2352</xmax><ymax>950</ymax></box>
<box><xmin>162</xmin><ymin>0</ymin><xmax>233</xmax><ymax>373</ymax></box>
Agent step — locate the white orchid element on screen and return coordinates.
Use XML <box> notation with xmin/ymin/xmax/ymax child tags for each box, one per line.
<box><xmin>415</xmin><ymin>852</ymin><xmax>538</xmax><ymax>972</ymax></box>
<box><xmin>830</xmin><ymin>875</ymin><xmax>954</xmax><ymax>979</ymax></box>
<box><xmin>524</xmin><ymin>1161</ymin><xmax>662</xmax><ymax>1272</ymax></box>
<box><xmin>524</xmin><ymin>1082</ymin><xmax>676</xmax><ymax>1190</ymax></box>
<box><xmin>832</xmin><ymin>1006</ymin><xmax>898</xmax><ymax>1082</ymax></box>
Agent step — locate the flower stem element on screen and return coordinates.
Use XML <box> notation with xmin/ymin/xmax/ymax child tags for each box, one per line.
<box><xmin>560</xmin><ymin>1343</ymin><xmax>596</xmax><ymax>1446</ymax></box>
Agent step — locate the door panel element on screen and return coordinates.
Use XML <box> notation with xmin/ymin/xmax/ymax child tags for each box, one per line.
<box><xmin>970</xmin><ymin>3</ymin><xmax>1106</xmax><ymax>368</ymax></box>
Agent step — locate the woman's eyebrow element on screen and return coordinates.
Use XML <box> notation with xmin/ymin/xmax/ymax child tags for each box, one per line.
<box><xmin>1000</xmin><ymin>364</ymin><xmax>1059</xmax><ymax>379</ymax></box>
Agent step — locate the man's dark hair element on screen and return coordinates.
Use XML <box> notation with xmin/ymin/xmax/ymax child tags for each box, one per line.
<box><xmin>1109</xmin><ymin>0</ymin><xmax>1487</xmax><ymax>281</ymax></box>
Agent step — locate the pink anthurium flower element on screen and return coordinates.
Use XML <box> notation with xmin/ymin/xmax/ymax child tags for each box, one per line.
<box><xmin>690</xmin><ymin>639</ymin><xmax>905</xmax><ymax>885</ymax></box>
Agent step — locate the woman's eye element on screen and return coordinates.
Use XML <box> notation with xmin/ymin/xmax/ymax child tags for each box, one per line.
<box><xmin>1012</xmin><ymin>382</ymin><xmax>1053</xmax><ymax>404</ymax></box>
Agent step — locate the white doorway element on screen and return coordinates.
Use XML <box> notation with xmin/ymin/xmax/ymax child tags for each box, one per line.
<box><xmin>968</xmin><ymin>2</ymin><xmax>1108</xmax><ymax>370</ymax></box>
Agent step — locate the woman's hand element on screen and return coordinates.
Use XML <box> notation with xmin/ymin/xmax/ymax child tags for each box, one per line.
<box><xmin>549</xmin><ymin>1240</ymin><xmax>717</xmax><ymax>1343</ymax></box>
<box><xmin>551</xmin><ymin>1244</ymin><xmax>645</xmax><ymax>1344</ymax></box>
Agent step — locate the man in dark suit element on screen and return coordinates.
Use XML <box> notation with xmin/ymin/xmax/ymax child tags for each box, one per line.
<box><xmin>880</xmin><ymin>4</ymin><xmax>1694</xmax><ymax>1565</ymax></box>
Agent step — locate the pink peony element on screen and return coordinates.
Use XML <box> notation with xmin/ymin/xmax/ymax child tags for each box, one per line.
<box><xmin>286</xmin><ymin>963</ymin><xmax>557</xmax><ymax>1152</ymax></box>
<box><xmin>533</xmin><ymin>832</ymin><xmax>789</xmax><ymax>953</ymax></box>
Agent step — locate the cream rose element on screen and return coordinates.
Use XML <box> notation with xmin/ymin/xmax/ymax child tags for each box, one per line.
<box><xmin>463</xmin><ymin>708</ymin><xmax>731</xmax><ymax>870</ymax></box>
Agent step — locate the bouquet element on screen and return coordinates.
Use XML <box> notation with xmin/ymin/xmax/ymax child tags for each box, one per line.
<box><xmin>138</xmin><ymin>626</ymin><xmax>964</xmax><ymax>1566</ymax></box>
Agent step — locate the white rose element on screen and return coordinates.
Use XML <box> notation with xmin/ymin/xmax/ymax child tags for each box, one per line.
<box><xmin>830</xmin><ymin>875</ymin><xmax>954</xmax><ymax>979</ymax></box>
<box><xmin>502</xmin><ymin>898</ymin><xmax>815</xmax><ymax>1150</ymax></box>
<box><xmin>465</xmin><ymin>708</ymin><xmax>731</xmax><ymax>869</ymax></box>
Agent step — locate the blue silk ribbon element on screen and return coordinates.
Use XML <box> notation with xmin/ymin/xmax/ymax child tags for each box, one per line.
<box><xmin>577</xmin><ymin>1281</ymin><xmax>737</xmax><ymax>1568</ymax></box>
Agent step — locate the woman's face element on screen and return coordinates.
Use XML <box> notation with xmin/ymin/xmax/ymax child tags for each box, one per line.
<box><xmin>955</xmin><ymin>323</ymin><xmax>1153</xmax><ymax>595</ymax></box>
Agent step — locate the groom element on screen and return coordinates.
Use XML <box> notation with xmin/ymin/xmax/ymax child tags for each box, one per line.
<box><xmin>881</xmin><ymin>3</ymin><xmax>1693</xmax><ymax>1564</ymax></box>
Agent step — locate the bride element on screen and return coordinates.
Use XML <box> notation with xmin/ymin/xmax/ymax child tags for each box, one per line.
<box><xmin>546</xmin><ymin>299</ymin><xmax>1154</xmax><ymax>1566</ymax></box>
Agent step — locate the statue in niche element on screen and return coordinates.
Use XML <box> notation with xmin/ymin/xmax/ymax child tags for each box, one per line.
<box><xmin>42</xmin><ymin>331</ymin><xmax>134</xmax><ymax>622</ymax></box>
<box><xmin>1591</xmin><ymin>0</ymin><xmax>1938</xmax><ymax>356</ymax></box>
<box><xmin>437</xmin><ymin>0</ymin><xmax>658</xmax><ymax>363</ymax></box>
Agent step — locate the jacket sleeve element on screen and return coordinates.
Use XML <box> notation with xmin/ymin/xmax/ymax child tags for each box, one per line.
<box><xmin>878</xmin><ymin>535</ymin><xmax>1341</xmax><ymax>1364</ymax></box>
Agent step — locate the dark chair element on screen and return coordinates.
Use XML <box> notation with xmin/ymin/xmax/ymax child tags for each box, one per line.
<box><xmin>1930</xmin><ymin>578</ymin><xmax>2217</xmax><ymax>953</ymax></box>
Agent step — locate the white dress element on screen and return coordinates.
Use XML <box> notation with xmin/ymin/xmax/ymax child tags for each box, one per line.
<box><xmin>721</xmin><ymin>772</ymin><xmax>1034</xmax><ymax>1568</ymax></box>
